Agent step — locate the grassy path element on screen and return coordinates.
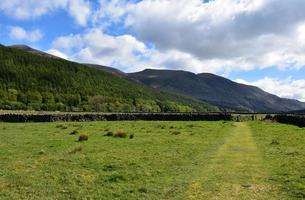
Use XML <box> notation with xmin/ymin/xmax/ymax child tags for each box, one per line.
<box><xmin>184</xmin><ymin>122</ymin><xmax>281</xmax><ymax>200</ymax></box>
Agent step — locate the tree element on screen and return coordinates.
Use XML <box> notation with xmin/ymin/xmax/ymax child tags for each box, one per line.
<box><xmin>17</xmin><ymin>93</ymin><xmax>27</xmax><ymax>104</ymax></box>
<box><xmin>42</xmin><ymin>92</ymin><xmax>55</xmax><ymax>104</ymax></box>
<box><xmin>0</xmin><ymin>89</ymin><xmax>7</xmax><ymax>101</ymax></box>
<box><xmin>7</xmin><ymin>89</ymin><xmax>18</xmax><ymax>102</ymax></box>
<box><xmin>27</xmin><ymin>91</ymin><xmax>42</xmax><ymax>104</ymax></box>
<box><xmin>89</xmin><ymin>95</ymin><xmax>106</xmax><ymax>111</ymax></box>
<box><xmin>66</xmin><ymin>94</ymin><xmax>81</xmax><ymax>107</ymax></box>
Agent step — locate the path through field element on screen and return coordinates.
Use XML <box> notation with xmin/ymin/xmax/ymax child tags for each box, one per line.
<box><xmin>184</xmin><ymin>122</ymin><xmax>280</xmax><ymax>200</ymax></box>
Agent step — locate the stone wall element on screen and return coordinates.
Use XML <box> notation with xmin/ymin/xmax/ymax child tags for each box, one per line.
<box><xmin>0</xmin><ymin>113</ymin><xmax>232</xmax><ymax>122</ymax></box>
<box><xmin>273</xmin><ymin>115</ymin><xmax>305</xmax><ymax>127</ymax></box>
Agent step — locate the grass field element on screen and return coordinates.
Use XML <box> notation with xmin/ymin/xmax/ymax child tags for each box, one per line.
<box><xmin>0</xmin><ymin>121</ymin><xmax>304</xmax><ymax>199</ymax></box>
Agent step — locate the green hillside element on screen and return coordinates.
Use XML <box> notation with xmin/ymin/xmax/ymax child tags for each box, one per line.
<box><xmin>128</xmin><ymin>69</ymin><xmax>305</xmax><ymax>113</ymax></box>
<box><xmin>0</xmin><ymin>45</ymin><xmax>218</xmax><ymax>112</ymax></box>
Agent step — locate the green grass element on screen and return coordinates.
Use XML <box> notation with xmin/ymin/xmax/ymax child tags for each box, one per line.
<box><xmin>0</xmin><ymin>121</ymin><xmax>304</xmax><ymax>199</ymax></box>
<box><xmin>249</xmin><ymin>121</ymin><xmax>305</xmax><ymax>199</ymax></box>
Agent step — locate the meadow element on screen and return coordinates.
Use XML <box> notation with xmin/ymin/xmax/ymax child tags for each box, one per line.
<box><xmin>0</xmin><ymin>121</ymin><xmax>304</xmax><ymax>199</ymax></box>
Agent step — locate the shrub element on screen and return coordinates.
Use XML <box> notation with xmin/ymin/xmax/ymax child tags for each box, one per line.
<box><xmin>103</xmin><ymin>164</ymin><xmax>116</xmax><ymax>172</ymax></box>
<box><xmin>158</xmin><ymin>124</ymin><xmax>166</xmax><ymax>129</ymax></box>
<box><xmin>70</xmin><ymin>130</ymin><xmax>78</xmax><ymax>135</ymax></box>
<box><xmin>78</xmin><ymin>134</ymin><xmax>88</xmax><ymax>142</ymax></box>
<box><xmin>270</xmin><ymin>139</ymin><xmax>280</xmax><ymax>145</ymax></box>
<box><xmin>138</xmin><ymin>187</ymin><xmax>148</xmax><ymax>193</ymax></box>
<box><xmin>129</xmin><ymin>134</ymin><xmax>134</xmax><ymax>139</ymax></box>
<box><xmin>107</xmin><ymin>174</ymin><xmax>126</xmax><ymax>182</ymax></box>
<box><xmin>172</xmin><ymin>131</ymin><xmax>181</xmax><ymax>135</ymax></box>
<box><xmin>114</xmin><ymin>131</ymin><xmax>127</xmax><ymax>138</ymax></box>
<box><xmin>104</xmin><ymin>131</ymin><xmax>114</xmax><ymax>137</ymax></box>
<box><xmin>38</xmin><ymin>149</ymin><xmax>45</xmax><ymax>155</ymax></box>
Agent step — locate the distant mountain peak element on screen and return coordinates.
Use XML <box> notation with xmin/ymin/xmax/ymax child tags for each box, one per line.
<box><xmin>9</xmin><ymin>44</ymin><xmax>62</xmax><ymax>60</ymax></box>
<box><xmin>10</xmin><ymin>44</ymin><xmax>32</xmax><ymax>50</ymax></box>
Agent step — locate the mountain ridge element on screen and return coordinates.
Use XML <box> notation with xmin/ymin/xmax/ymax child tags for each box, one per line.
<box><xmin>128</xmin><ymin>69</ymin><xmax>305</xmax><ymax>113</ymax></box>
<box><xmin>7</xmin><ymin>44</ymin><xmax>305</xmax><ymax>113</ymax></box>
<box><xmin>9</xmin><ymin>44</ymin><xmax>62</xmax><ymax>59</ymax></box>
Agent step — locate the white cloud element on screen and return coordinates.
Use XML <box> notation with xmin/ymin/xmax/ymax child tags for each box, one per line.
<box><xmin>94</xmin><ymin>0</ymin><xmax>131</xmax><ymax>22</ymax></box>
<box><xmin>51</xmin><ymin>28</ymin><xmax>152</xmax><ymax>72</ymax></box>
<box><xmin>2</xmin><ymin>0</ymin><xmax>305</xmax><ymax>74</ymax></box>
<box><xmin>235</xmin><ymin>77</ymin><xmax>305</xmax><ymax>102</ymax></box>
<box><xmin>50</xmin><ymin>27</ymin><xmax>234</xmax><ymax>73</ymax></box>
<box><xmin>44</xmin><ymin>0</ymin><xmax>305</xmax><ymax>74</ymax></box>
<box><xmin>46</xmin><ymin>49</ymin><xmax>68</xmax><ymax>60</ymax></box>
<box><xmin>121</xmin><ymin>0</ymin><xmax>305</xmax><ymax>73</ymax></box>
<box><xmin>0</xmin><ymin>0</ymin><xmax>65</xmax><ymax>19</ymax></box>
<box><xmin>8</xmin><ymin>26</ymin><xmax>42</xmax><ymax>42</ymax></box>
<box><xmin>0</xmin><ymin>0</ymin><xmax>92</xmax><ymax>26</ymax></box>
<box><xmin>67</xmin><ymin>0</ymin><xmax>91</xmax><ymax>26</ymax></box>
<box><xmin>52</xmin><ymin>34</ymin><xmax>84</xmax><ymax>53</ymax></box>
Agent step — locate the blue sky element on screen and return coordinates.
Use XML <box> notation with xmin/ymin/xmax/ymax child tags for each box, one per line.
<box><xmin>0</xmin><ymin>0</ymin><xmax>305</xmax><ymax>101</ymax></box>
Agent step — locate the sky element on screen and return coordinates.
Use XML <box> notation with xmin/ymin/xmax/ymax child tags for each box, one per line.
<box><xmin>0</xmin><ymin>0</ymin><xmax>305</xmax><ymax>101</ymax></box>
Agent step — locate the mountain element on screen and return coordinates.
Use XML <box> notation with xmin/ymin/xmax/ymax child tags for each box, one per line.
<box><xmin>84</xmin><ymin>64</ymin><xmax>126</xmax><ymax>77</ymax></box>
<box><xmin>9</xmin><ymin>45</ymin><xmax>61</xmax><ymax>59</ymax></box>
<box><xmin>0</xmin><ymin>44</ymin><xmax>217</xmax><ymax>112</ymax></box>
<box><xmin>288</xmin><ymin>109</ymin><xmax>305</xmax><ymax>114</ymax></box>
<box><xmin>128</xmin><ymin>69</ymin><xmax>305</xmax><ymax>113</ymax></box>
<box><xmin>7</xmin><ymin>44</ymin><xmax>304</xmax><ymax>113</ymax></box>
<box><xmin>9</xmin><ymin>45</ymin><xmax>126</xmax><ymax>77</ymax></box>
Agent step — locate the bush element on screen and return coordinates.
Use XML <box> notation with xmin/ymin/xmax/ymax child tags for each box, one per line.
<box><xmin>102</xmin><ymin>164</ymin><xmax>116</xmax><ymax>172</ymax></box>
<box><xmin>114</xmin><ymin>131</ymin><xmax>127</xmax><ymax>138</ymax></box>
<box><xmin>70</xmin><ymin>130</ymin><xmax>78</xmax><ymax>135</ymax></box>
<box><xmin>270</xmin><ymin>139</ymin><xmax>280</xmax><ymax>145</ymax></box>
<box><xmin>107</xmin><ymin>174</ymin><xmax>126</xmax><ymax>182</ymax></box>
<box><xmin>172</xmin><ymin>131</ymin><xmax>181</xmax><ymax>135</ymax></box>
<box><xmin>158</xmin><ymin>124</ymin><xmax>166</xmax><ymax>129</ymax></box>
<box><xmin>129</xmin><ymin>134</ymin><xmax>134</xmax><ymax>139</ymax></box>
<box><xmin>104</xmin><ymin>131</ymin><xmax>114</xmax><ymax>137</ymax></box>
<box><xmin>138</xmin><ymin>187</ymin><xmax>148</xmax><ymax>193</ymax></box>
<box><xmin>38</xmin><ymin>149</ymin><xmax>45</xmax><ymax>155</ymax></box>
<box><xmin>78</xmin><ymin>134</ymin><xmax>88</xmax><ymax>142</ymax></box>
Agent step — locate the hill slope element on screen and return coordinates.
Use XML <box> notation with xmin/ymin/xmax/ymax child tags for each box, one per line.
<box><xmin>128</xmin><ymin>69</ymin><xmax>305</xmax><ymax>113</ymax></box>
<box><xmin>84</xmin><ymin>64</ymin><xmax>126</xmax><ymax>77</ymax></box>
<box><xmin>9</xmin><ymin>45</ymin><xmax>61</xmax><ymax>59</ymax></box>
<box><xmin>0</xmin><ymin>45</ymin><xmax>218</xmax><ymax>112</ymax></box>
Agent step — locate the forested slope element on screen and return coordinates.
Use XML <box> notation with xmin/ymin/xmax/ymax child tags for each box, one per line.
<box><xmin>0</xmin><ymin>45</ymin><xmax>218</xmax><ymax>112</ymax></box>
